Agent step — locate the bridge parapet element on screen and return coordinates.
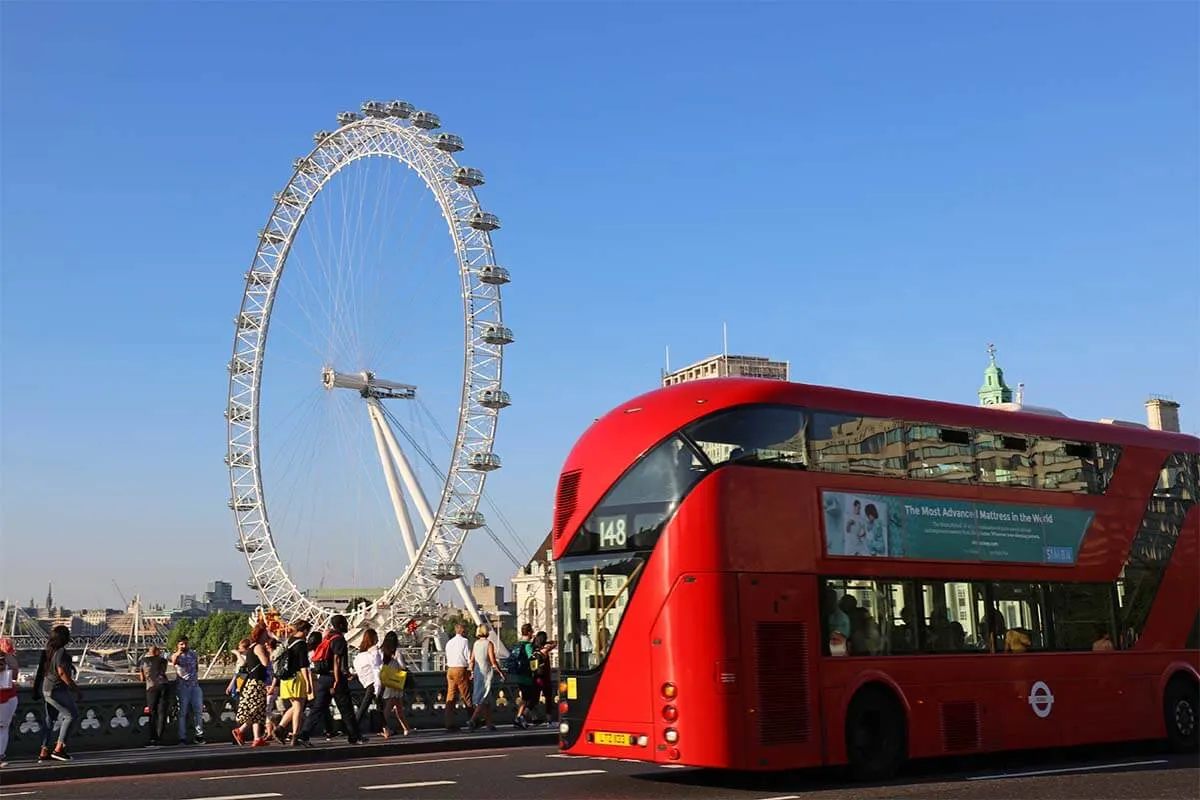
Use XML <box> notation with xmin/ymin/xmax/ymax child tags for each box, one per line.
<box><xmin>5</xmin><ymin>671</ymin><xmax>556</xmax><ymax>757</ymax></box>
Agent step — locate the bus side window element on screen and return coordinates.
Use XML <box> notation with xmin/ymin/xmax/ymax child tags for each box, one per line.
<box><xmin>975</xmin><ymin>433</ymin><xmax>1033</xmax><ymax>488</ymax></box>
<box><xmin>906</xmin><ymin>426</ymin><xmax>974</xmax><ymax>483</ymax></box>
<box><xmin>917</xmin><ymin>581</ymin><xmax>976</xmax><ymax>652</ymax></box>
<box><xmin>808</xmin><ymin>413</ymin><xmax>907</xmax><ymax>478</ymax></box>
<box><xmin>1049</xmin><ymin>583</ymin><xmax>1115</xmax><ymax>651</ymax></box>
<box><xmin>991</xmin><ymin>582</ymin><xmax>1048</xmax><ymax>652</ymax></box>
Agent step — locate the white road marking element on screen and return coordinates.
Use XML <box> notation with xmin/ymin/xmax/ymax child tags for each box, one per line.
<box><xmin>362</xmin><ymin>780</ymin><xmax>457</xmax><ymax>790</ymax></box>
<box><xmin>0</xmin><ymin>793</ymin><xmax>40</xmax><ymax>799</ymax></box>
<box><xmin>757</xmin><ymin>796</ymin><xmax>803</xmax><ymax>800</ymax></box>
<box><xmin>967</xmin><ymin>759</ymin><xmax>1169</xmax><ymax>781</ymax></box>
<box><xmin>518</xmin><ymin>768</ymin><xmax>607</xmax><ymax>778</ymax></box>
<box><xmin>660</xmin><ymin>763</ymin><xmax>688</xmax><ymax>768</ymax></box>
<box><xmin>187</xmin><ymin>794</ymin><xmax>283</xmax><ymax>800</ymax></box>
<box><xmin>202</xmin><ymin>753</ymin><xmax>505</xmax><ymax>780</ymax></box>
<box><xmin>545</xmin><ymin>753</ymin><xmax>572</xmax><ymax>758</ymax></box>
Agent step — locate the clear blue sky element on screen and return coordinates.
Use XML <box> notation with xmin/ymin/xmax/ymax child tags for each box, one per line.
<box><xmin>2</xmin><ymin>2</ymin><xmax>1197</xmax><ymax>611</ymax></box>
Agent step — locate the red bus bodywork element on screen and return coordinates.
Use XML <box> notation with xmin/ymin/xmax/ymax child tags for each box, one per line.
<box><xmin>552</xmin><ymin>378</ymin><xmax>1199</xmax><ymax>773</ymax></box>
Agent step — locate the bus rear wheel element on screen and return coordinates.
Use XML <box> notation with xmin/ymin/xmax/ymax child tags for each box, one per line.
<box><xmin>845</xmin><ymin>686</ymin><xmax>907</xmax><ymax>781</ymax></box>
<box><xmin>1164</xmin><ymin>676</ymin><xmax>1199</xmax><ymax>753</ymax></box>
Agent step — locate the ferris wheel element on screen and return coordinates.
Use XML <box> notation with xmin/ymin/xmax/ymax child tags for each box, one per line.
<box><xmin>225</xmin><ymin>100</ymin><xmax>513</xmax><ymax>635</ymax></box>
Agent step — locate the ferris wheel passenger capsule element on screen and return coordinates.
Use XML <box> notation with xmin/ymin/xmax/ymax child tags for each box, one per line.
<box><xmin>411</xmin><ymin>110</ymin><xmax>441</xmax><ymax>130</ymax></box>
<box><xmin>313</xmin><ymin>131</ymin><xmax>332</xmax><ymax>145</ymax></box>
<box><xmin>451</xmin><ymin>511</ymin><xmax>486</xmax><ymax>530</ymax></box>
<box><xmin>434</xmin><ymin>133</ymin><xmax>464</xmax><ymax>153</ymax></box>
<box><xmin>453</xmin><ymin>167</ymin><xmax>485</xmax><ymax>187</ymax></box>
<box><xmin>432</xmin><ymin>561</ymin><xmax>465</xmax><ymax>581</ymax></box>
<box><xmin>467</xmin><ymin>210</ymin><xmax>501</xmax><ymax>231</ymax></box>
<box><xmin>468</xmin><ymin>452</ymin><xmax>503</xmax><ymax>471</ymax></box>
<box><xmin>477</xmin><ymin>388</ymin><xmax>511</xmax><ymax>409</ymax></box>
<box><xmin>481</xmin><ymin>325</ymin><xmax>515</xmax><ymax>345</ymax></box>
<box><xmin>336</xmin><ymin>111</ymin><xmax>362</xmax><ymax>126</ymax></box>
<box><xmin>235</xmin><ymin>539</ymin><xmax>262</xmax><ymax>553</ymax></box>
<box><xmin>361</xmin><ymin>100</ymin><xmax>387</xmax><ymax>118</ymax></box>
<box><xmin>478</xmin><ymin>265</ymin><xmax>510</xmax><ymax>285</ymax></box>
<box><xmin>384</xmin><ymin>101</ymin><xmax>415</xmax><ymax>118</ymax></box>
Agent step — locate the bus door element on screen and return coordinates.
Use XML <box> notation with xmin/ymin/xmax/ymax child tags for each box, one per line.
<box><xmin>737</xmin><ymin>573</ymin><xmax>823</xmax><ymax>770</ymax></box>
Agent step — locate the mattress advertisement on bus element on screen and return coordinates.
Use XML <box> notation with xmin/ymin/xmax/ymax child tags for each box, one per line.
<box><xmin>820</xmin><ymin>490</ymin><xmax>1094</xmax><ymax>564</ymax></box>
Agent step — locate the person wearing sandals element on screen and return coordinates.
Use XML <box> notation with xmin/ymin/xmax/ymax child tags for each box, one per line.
<box><xmin>378</xmin><ymin>631</ymin><xmax>413</xmax><ymax>737</ymax></box>
<box><xmin>467</xmin><ymin>624</ymin><xmax>505</xmax><ymax>732</ymax></box>
<box><xmin>231</xmin><ymin>624</ymin><xmax>271</xmax><ymax>747</ymax></box>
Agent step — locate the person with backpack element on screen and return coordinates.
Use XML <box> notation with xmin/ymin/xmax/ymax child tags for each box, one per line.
<box><xmin>273</xmin><ymin>619</ymin><xmax>312</xmax><ymax>745</ymax></box>
<box><xmin>508</xmin><ymin>623</ymin><xmax>538</xmax><ymax>729</ymax></box>
<box><xmin>297</xmin><ymin>615</ymin><xmax>363</xmax><ymax>745</ymax></box>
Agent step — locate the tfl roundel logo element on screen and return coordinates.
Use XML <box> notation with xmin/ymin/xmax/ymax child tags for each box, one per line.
<box><xmin>1028</xmin><ymin>680</ymin><xmax>1055</xmax><ymax>718</ymax></box>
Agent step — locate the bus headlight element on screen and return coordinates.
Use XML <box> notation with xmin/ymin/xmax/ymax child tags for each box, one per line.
<box><xmin>559</xmin><ymin>722</ymin><xmax>570</xmax><ymax>735</ymax></box>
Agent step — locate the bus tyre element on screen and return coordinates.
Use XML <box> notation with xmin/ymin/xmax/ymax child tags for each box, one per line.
<box><xmin>1164</xmin><ymin>676</ymin><xmax>1198</xmax><ymax>753</ymax></box>
<box><xmin>845</xmin><ymin>686</ymin><xmax>906</xmax><ymax>781</ymax></box>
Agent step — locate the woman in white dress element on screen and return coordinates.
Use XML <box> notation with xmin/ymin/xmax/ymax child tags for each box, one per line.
<box><xmin>467</xmin><ymin>625</ymin><xmax>505</xmax><ymax>732</ymax></box>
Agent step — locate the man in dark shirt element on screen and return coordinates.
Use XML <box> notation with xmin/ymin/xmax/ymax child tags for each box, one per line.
<box><xmin>297</xmin><ymin>615</ymin><xmax>363</xmax><ymax>745</ymax></box>
<box><xmin>138</xmin><ymin>646</ymin><xmax>169</xmax><ymax>745</ymax></box>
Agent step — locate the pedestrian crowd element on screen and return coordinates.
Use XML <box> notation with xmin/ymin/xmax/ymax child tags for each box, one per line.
<box><xmin>0</xmin><ymin>616</ymin><xmax>558</xmax><ymax>768</ymax></box>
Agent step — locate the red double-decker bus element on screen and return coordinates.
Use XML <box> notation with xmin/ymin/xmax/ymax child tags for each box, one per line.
<box><xmin>551</xmin><ymin>378</ymin><xmax>1198</xmax><ymax>777</ymax></box>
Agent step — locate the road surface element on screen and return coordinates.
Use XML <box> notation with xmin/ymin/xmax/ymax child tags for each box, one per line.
<box><xmin>2</xmin><ymin>742</ymin><xmax>1195</xmax><ymax>799</ymax></box>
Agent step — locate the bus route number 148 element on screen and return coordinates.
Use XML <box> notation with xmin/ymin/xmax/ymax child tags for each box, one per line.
<box><xmin>597</xmin><ymin>517</ymin><xmax>627</xmax><ymax>550</ymax></box>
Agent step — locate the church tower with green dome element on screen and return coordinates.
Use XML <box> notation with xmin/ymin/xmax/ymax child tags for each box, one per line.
<box><xmin>978</xmin><ymin>343</ymin><xmax>1013</xmax><ymax>406</ymax></box>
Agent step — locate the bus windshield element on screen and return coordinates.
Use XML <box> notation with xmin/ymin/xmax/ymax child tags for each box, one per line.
<box><xmin>565</xmin><ymin>434</ymin><xmax>704</xmax><ymax>557</ymax></box>
<box><xmin>558</xmin><ymin>553</ymin><xmax>644</xmax><ymax>672</ymax></box>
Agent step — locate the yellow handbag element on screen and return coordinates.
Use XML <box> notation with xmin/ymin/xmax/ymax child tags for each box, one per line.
<box><xmin>379</xmin><ymin>663</ymin><xmax>407</xmax><ymax>690</ymax></box>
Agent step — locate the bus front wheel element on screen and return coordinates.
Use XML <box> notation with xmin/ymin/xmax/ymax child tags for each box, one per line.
<box><xmin>844</xmin><ymin>685</ymin><xmax>907</xmax><ymax>781</ymax></box>
<box><xmin>1164</xmin><ymin>676</ymin><xmax>1199</xmax><ymax>753</ymax></box>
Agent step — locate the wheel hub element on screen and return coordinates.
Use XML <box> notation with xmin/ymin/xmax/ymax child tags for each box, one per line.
<box><xmin>1176</xmin><ymin>698</ymin><xmax>1196</xmax><ymax>737</ymax></box>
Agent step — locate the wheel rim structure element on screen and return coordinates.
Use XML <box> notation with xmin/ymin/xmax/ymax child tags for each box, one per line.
<box><xmin>225</xmin><ymin>100</ymin><xmax>512</xmax><ymax>634</ymax></box>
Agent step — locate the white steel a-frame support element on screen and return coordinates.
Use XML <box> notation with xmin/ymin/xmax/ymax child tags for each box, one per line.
<box><xmin>367</xmin><ymin>402</ymin><xmax>419</xmax><ymax>562</ymax></box>
<box><xmin>365</xmin><ymin>398</ymin><xmax>484</xmax><ymax>628</ymax></box>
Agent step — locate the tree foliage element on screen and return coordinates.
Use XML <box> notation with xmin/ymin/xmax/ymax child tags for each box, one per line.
<box><xmin>346</xmin><ymin>597</ymin><xmax>371</xmax><ymax>614</ymax></box>
<box><xmin>442</xmin><ymin>612</ymin><xmax>472</xmax><ymax>638</ymax></box>
<box><xmin>166</xmin><ymin>612</ymin><xmax>250</xmax><ymax>660</ymax></box>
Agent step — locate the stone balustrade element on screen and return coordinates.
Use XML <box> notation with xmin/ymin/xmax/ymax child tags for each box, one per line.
<box><xmin>5</xmin><ymin>672</ymin><xmax>555</xmax><ymax>757</ymax></box>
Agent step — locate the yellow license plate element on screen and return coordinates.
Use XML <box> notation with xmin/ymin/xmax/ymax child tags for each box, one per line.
<box><xmin>593</xmin><ymin>731</ymin><xmax>633</xmax><ymax>747</ymax></box>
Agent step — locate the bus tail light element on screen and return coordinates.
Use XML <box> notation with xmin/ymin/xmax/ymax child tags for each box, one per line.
<box><xmin>661</xmin><ymin>682</ymin><xmax>677</xmax><ymax>699</ymax></box>
<box><xmin>559</xmin><ymin>681</ymin><xmax>569</xmax><ymax>694</ymax></box>
<box><xmin>559</xmin><ymin>701</ymin><xmax>569</xmax><ymax>715</ymax></box>
<box><xmin>667</xmin><ymin>746</ymin><xmax>681</xmax><ymax>761</ymax></box>
<box><xmin>663</xmin><ymin>727</ymin><xmax>679</xmax><ymax>744</ymax></box>
<box><xmin>662</xmin><ymin>705</ymin><xmax>678</xmax><ymax>721</ymax></box>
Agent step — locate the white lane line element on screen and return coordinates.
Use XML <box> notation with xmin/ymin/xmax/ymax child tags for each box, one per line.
<box><xmin>518</xmin><ymin>769</ymin><xmax>607</xmax><ymax>778</ymax></box>
<box><xmin>187</xmin><ymin>794</ymin><xmax>283</xmax><ymax>800</ymax></box>
<box><xmin>757</xmin><ymin>796</ymin><xmax>803</xmax><ymax>800</ymax></box>
<box><xmin>0</xmin><ymin>793</ymin><xmax>40</xmax><ymax>799</ymax></box>
<box><xmin>545</xmin><ymin>753</ymin><xmax>572</xmax><ymax>758</ymax></box>
<box><xmin>202</xmin><ymin>753</ymin><xmax>504</xmax><ymax>780</ymax></box>
<box><xmin>967</xmin><ymin>759</ymin><xmax>1169</xmax><ymax>781</ymax></box>
<box><xmin>660</xmin><ymin>763</ymin><xmax>688</xmax><ymax>768</ymax></box>
<box><xmin>362</xmin><ymin>780</ymin><xmax>457</xmax><ymax>790</ymax></box>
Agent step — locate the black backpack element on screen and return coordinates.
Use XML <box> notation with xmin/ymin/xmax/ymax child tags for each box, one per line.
<box><xmin>504</xmin><ymin>641</ymin><xmax>532</xmax><ymax>676</ymax></box>
<box><xmin>272</xmin><ymin>639</ymin><xmax>296</xmax><ymax>679</ymax></box>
